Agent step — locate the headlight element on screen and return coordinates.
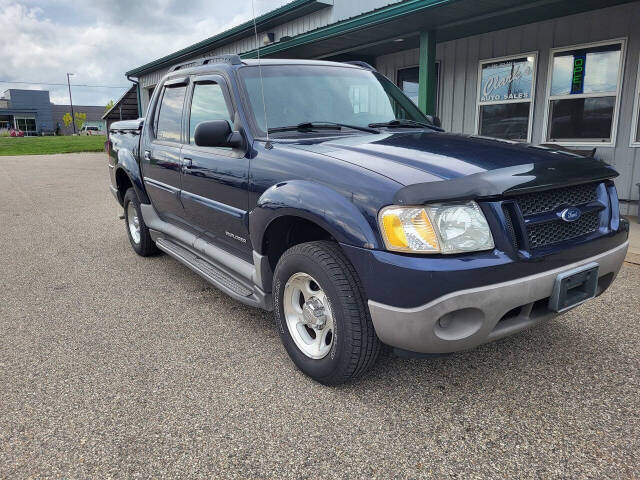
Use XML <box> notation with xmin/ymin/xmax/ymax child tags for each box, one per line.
<box><xmin>379</xmin><ymin>201</ymin><xmax>494</xmax><ymax>254</ymax></box>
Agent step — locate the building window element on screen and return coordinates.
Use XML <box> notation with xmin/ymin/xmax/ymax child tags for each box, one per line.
<box><xmin>396</xmin><ymin>63</ymin><xmax>440</xmax><ymax>114</ymax></box>
<box><xmin>476</xmin><ymin>53</ymin><xmax>537</xmax><ymax>142</ymax></box>
<box><xmin>631</xmin><ymin>54</ymin><xmax>640</xmax><ymax>147</ymax></box>
<box><xmin>544</xmin><ymin>39</ymin><xmax>625</xmax><ymax>145</ymax></box>
<box><xmin>14</xmin><ymin>116</ymin><xmax>37</xmax><ymax>136</ymax></box>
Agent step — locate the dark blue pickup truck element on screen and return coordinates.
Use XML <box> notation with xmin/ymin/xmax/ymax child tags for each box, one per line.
<box><xmin>108</xmin><ymin>56</ymin><xmax>629</xmax><ymax>385</ymax></box>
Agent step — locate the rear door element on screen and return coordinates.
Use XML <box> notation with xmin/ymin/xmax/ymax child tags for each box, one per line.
<box><xmin>142</xmin><ymin>78</ymin><xmax>188</xmax><ymax>224</ymax></box>
<box><xmin>180</xmin><ymin>74</ymin><xmax>251</xmax><ymax>260</ymax></box>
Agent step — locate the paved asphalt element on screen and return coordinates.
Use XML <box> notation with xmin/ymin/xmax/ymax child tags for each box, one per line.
<box><xmin>0</xmin><ymin>153</ymin><xmax>639</xmax><ymax>479</ymax></box>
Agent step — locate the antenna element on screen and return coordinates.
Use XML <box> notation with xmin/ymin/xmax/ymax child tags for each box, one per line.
<box><xmin>251</xmin><ymin>0</ymin><xmax>270</xmax><ymax>140</ymax></box>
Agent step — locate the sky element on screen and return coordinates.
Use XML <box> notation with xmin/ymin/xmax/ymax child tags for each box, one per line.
<box><xmin>0</xmin><ymin>0</ymin><xmax>289</xmax><ymax>107</ymax></box>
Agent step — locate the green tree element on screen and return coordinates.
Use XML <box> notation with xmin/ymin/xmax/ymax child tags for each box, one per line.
<box><xmin>104</xmin><ymin>100</ymin><xmax>115</xmax><ymax>114</ymax></box>
<box><xmin>62</xmin><ymin>112</ymin><xmax>73</xmax><ymax>128</ymax></box>
<box><xmin>74</xmin><ymin>112</ymin><xmax>87</xmax><ymax>130</ymax></box>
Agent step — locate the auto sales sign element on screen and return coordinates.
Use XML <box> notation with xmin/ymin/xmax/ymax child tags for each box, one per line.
<box><xmin>480</xmin><ymin>56</ymin><xmax>535</xmax><ymax>103</ymax></box>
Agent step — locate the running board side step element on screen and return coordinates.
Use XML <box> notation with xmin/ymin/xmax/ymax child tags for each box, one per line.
<box><xmin>139</xmin><ymin>203</ymin><xmax>272</xmax><ymax>310</ymax></box>
<box><xmin>155</xmin><ymin>237</ymin><xmax>269</xmax><ymax>309</ymax></box>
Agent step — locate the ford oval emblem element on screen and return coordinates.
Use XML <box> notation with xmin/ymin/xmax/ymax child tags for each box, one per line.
<box><xmin>561</xmin><ymin>207</ymin><xmax>582</xmax><ymax>222</ymax></box>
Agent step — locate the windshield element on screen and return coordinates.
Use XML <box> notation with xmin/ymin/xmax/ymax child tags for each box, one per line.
<box><xmin>238</xmin><ymin>65</ymin><xmax>431</xmax><ymax>135</ymax></box>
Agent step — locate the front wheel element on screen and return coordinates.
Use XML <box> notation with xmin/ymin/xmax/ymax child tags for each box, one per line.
<box><xmin>273</xmin><ymin>241</ymin><xmax>381</xmax><ymax>385</ymax></box>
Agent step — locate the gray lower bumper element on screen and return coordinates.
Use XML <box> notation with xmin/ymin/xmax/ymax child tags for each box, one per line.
<box><xmin>368</xmin><ymin>241</ymin><xmax>629</xmax><ymax>354</ymax></box>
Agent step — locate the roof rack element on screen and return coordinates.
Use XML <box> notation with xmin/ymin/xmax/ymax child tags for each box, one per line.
<box><xmin>170</xmin><ymin>54</ymin><xmax>243</xmax><ymax>72</ymax></box>
<box><xmin>344</xmin><ymin>61</ymin><xmax>376</xmax><ymax>71</ymax></box>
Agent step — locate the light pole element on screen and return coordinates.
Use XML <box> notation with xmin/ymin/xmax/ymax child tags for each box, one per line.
<box><xmin>66</xmin><ymin>73</ymin><xmax>76</xmax><ymax>134</ymax></box>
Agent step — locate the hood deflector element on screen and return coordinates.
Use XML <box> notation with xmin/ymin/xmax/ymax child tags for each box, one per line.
<box><xmin>393</xmin><ymin>157</ymin><xmax>618</xmax><ymax>205</ymax></box>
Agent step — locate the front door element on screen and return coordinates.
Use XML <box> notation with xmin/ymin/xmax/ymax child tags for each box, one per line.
<box><xmin>180</xmin><ymin>75</ymin><xmax>251</xmax><ymax>260</ymax></box>
<box><xmin>141</xmin><ymin>80</ymin><xmax>188</xmax><ymax>224</ymax></box>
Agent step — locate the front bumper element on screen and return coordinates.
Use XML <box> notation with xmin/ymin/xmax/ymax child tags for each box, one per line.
<box><xmin>366</xmin><ymin>241</ymin><xmax>628</xmax><ymax>354</ymax></box>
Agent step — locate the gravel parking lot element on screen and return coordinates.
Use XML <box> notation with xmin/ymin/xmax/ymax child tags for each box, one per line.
<box><xmin>1</xmin><ymin>153</ymin><xmax>639</xmax><ymax>479</ymax></box>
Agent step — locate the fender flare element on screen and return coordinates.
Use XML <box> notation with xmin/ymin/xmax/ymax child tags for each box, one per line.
<box><xmin>250</xmin><ymin>180</ymin><xmax>380</xmax><ymax>254</ymax></box>
<box><xmin>115</xmin><ymin>149</ymin><xmax>150</xmax><ymax>204</ymax></box>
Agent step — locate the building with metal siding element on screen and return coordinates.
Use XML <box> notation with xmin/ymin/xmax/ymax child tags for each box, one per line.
<box><xmin>51</xmin><ymin>104</ymin><xmax>106</xmax><ymax>135</ymax></box>
<box><xmin>125</xmin><ymin>0</ymin><xmax>640</xmax><ymax>215</ymax></box>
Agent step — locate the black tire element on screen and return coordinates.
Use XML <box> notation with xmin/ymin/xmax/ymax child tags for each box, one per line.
<box><xmin>123</xmin><ymin>188</ymin><xmax>158</xmax><ymax>257</ymax></box>
<box><xmin>273</xmin><ymin>241</ymin><xmax>381</xmax><ymax>385</ymax></box>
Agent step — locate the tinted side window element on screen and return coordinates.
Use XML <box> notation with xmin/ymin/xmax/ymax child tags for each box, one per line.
<box><xmin>156</xmin><ymin>85</ymin><xmax>186</xmax><ymax>142</ymax></box>
<box><xmin>189</xmin><ymin>83</ymin><xmax>232</xmax><ymax>144</ymax></box>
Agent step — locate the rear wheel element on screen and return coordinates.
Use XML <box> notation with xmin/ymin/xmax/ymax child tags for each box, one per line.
<box><xmin>273</xmin><ymin>241</ymin><xmax>381</xmax><ymax>385</ymax></box>
<box><xmin>123</xmin><ymin>188</ymin><xmax>158</xmax><ymax>257</ymax></box>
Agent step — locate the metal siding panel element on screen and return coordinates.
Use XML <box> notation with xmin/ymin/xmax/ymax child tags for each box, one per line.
<box><xmin>441</xmin><ymin>41</ymin><xmax>457</xmax><ymax>131</ymax></box>
<box><xmin>464</xmin><ymin>34</ymin><xmax>480</xmax><ymax>134</ymax></box>
<box><xmin>451</xmin><ymin>38</ymin><xmax>467</xmax><ymax>133</ymax></box>
<box><xmin>505</xmin><ymin>26</ymin><xmax>522</xmax><ymax>56</ymax></box>
<box><xmin>612</xmin><ymin>8</ymin><xmax>639</xmax><ymax>201</ymax></box>
<box><xmin>531</xmin><ymin>20</ymin><xmax>554</xmax><ymax>144</ymax></box>
<box><xmin>520</xmin><ymin>22</ymin><xmax>538</xmax><ymax>53</ymax></box>
<box><xmin>552</xmin><ymin>15</ymin><xmax>572</xmax><ymax>47</ymax></box>
<box><xmin>492</xmin><ymin>29</ymin><xmax>508</xmax><ymax>58</ymax></box>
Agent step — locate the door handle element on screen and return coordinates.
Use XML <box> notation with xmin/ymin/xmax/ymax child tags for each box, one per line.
<box><xmin>182</xmin><ymin>158</ymin><xmax>192</xmax><ymax>170</ymax></box>
<box><xmin>144</xmin><ymin>150</ymin><xmax>151</xmax><ymax>161</ymax></box>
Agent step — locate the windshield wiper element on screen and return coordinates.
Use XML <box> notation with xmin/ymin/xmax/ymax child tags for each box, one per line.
<box><xmin>368</xmin><ymin>119</ymin><xmax>441</xmax><ymax>131</ymax></box>
<box><xmin>268</xmin><ymin>121</ymin><xmax>379</xmax><ymax>134</ymax></box>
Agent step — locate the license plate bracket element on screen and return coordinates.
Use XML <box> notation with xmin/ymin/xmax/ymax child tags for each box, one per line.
<box><xmin>549</xmin><ymin>262</ymin><xmax>599</xmax><ymax>313</ymax></box>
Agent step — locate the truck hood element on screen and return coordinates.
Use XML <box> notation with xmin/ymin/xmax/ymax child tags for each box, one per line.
<box><xmin>286</xmin><ymin>131</ymin><xmax>618</xmax><ymax>203</ymax></box>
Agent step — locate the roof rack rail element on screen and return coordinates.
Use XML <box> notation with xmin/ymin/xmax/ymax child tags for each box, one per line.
<box><xmin>344</xmin><ymin>61</ymin><xmax>376</xmax><ymax>71</ymax></box>
<box><xmin>202</xmin><ymin>54</ymin><xmax>243</xmax><ymax>66</ymax></box>
<box><xmin>170</xmin><ymin>61</ymin><xmax>198</xmax><ymax>72</ymax></box>
<box><xmin>170</xmin><ymin>54</ymin><xmax>244</xmax><ymax>72</ymax></box>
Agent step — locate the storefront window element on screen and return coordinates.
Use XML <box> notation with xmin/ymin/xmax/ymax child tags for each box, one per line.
<box><xmin>476</xmin><ymin>54</ymin><xmax>537</xmax><ymax>141</ymax></box>
<box><xmin>14</xmin><ymin>117</ymin><xmax>37</xmax><ymax>135</ymax></box>
<box><xmin>546</xmin><ymin>40</ymin><xmax>624</xmax><ymax>144</ymax></box>
<box><xmin>397</xmin><ymin>64</ymin><xmax>440</xmax><ymax>113</ymax></box>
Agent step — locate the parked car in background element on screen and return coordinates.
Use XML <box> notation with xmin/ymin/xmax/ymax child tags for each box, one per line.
<box><xmin>108</xmin><ymin>56</ymin><xmax>629</xmax><ymax>385</ymax></box>
<box><xmin>80</xmin><ymin>125</ymin><xmax>104</xmax><ymax>135</ymax></box>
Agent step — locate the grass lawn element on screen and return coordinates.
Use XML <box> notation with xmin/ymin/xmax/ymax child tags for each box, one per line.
<box><xmin>0</xmin><ymin>135</ymin><xmax>107</xmax><ymax>156</ymax></box>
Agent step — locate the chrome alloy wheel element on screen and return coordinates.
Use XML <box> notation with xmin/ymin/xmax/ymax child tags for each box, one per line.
<box><xmin>127</xmin><ymin>202</ymin><xmax>141</xmax><ymax>244</ymax></box>
<box><xmin>283</xmin><ymin>272</ymin><xmax>334</xmax><ymax>360</ymax></box>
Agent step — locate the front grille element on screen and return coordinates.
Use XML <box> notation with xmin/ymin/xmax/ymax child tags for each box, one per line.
<box><xmin>516</xmin><ymin>182</ymin><xmax>599</xmax><ymax>216</ymax></box>
<box><xmin>527</xmin><ymin>211</ymin><xmax>600</xmax><ymax>249</ymax></box>
<box><xmin>509</xmin><ymin>182</ymin><xmax>604</xmax><ymax>250</ymax></box>
<box><xmin>502</xmin><ymin>205</ymin><xmax>520</xmax><ymax>250</ymax></box>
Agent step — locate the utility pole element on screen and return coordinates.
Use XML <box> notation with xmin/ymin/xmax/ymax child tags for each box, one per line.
<box><xmin>66</xmin><ymin>73</ymin><xmax>76</xmax><ymax>134</ymax></box>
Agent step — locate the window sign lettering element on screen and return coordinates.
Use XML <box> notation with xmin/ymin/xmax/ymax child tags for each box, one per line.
<box><xmin>550</xmin><ymin>45</ymin><xmax>621</xmax><ymax>96</ymax></box>
<box><xmin>476</xmin><ymin>53</ymin><xmax>537</xmax><ymax>142</ymax></box>
<box><xmin>571</xmin><ymin>54</ymin><xmax>586</xmax><ymax>94</ymax></box>
<box><xmin>546</xmin><ymin>41</ymin><xmax>624</xmax><ymax>144</ymax></box>
<box><xmin>479</xmin><ymin>57</ymin><xmax>534</xmax><ymax>103</ymax></box>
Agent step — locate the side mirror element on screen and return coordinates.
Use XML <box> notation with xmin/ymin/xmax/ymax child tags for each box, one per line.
<box><xmin>194</xmin><ymin>120</ymin><xmax>244</xmax><ymax>149</ymax></box>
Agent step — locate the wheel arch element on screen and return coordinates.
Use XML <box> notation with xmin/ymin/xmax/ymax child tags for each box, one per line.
<box><xmin>250</xmin><ymin>180</ymin><xmax>380</xmax><ymax>270</ymax></box>
<box><xmin>114</xmin><ymin>149</ymin><xmax>150</xmax><ymax>205</ymax></box>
